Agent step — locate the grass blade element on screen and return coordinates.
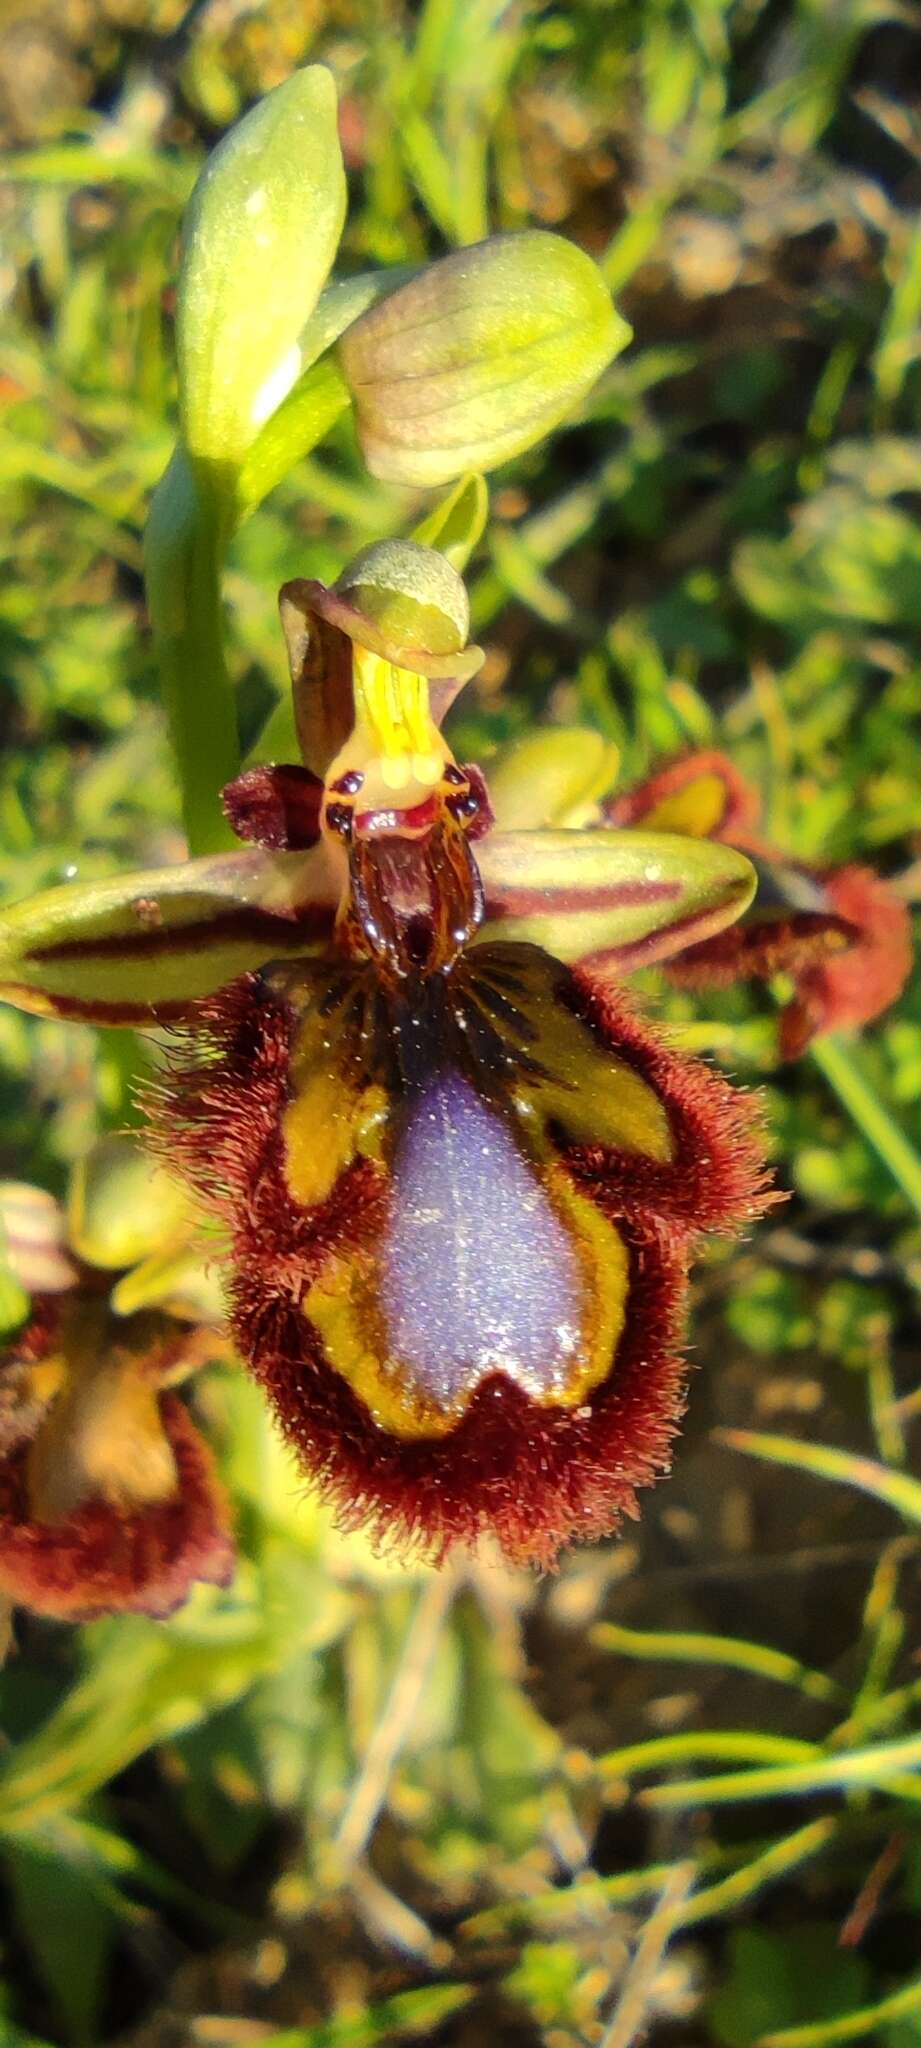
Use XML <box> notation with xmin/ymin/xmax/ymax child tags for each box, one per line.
<box><xmin>592</xmin><ymin>1621</ymin><xmax>840</xmax><ymax>1705</ymax></box>
<box><xmin>716</xmin><ymin>1429</ymin><xmax>921</xmax><ymax>1527</ymax></box>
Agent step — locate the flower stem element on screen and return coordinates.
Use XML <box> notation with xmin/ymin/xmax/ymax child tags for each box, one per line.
<box><xmin>144</xmin><ymin>449</ymin><xmax>240</xmax><ymax>857</ymax></box>
<box><xmin>809</xmin><ymin>1035</ymin><xmax>921</xmax><ymax>1221</ymax></box>
<box><xmin>145</xmin><ymin>361</ymin><xmax>353</xmax><ymax>858</ymax></box>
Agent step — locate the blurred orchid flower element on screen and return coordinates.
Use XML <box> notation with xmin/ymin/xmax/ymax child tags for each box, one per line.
<box><xmin>607</xmin><ymin>750</ymin><xmax>913</xmax><ymax>1059</ymax></box>
<box><xmin>0</xmin><ymin>1147</ymin><xmax>233</xmax><ymax>1623</ymax></box>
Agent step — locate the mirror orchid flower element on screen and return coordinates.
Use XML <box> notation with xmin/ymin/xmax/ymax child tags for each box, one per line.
<box><xmin>0</xmin><ymin>1149</ymin><xmax>233</xmax><ymax>1622</ymax></box>
<box><xmin>0</xmin><ymin>543</ymin><xmax>776</xmax><ymax>1569</ymax></box>
<box><xmin>606</xmin><ymin>750</ymin><xmax>913</xmax><ymax>1060</ymax></box>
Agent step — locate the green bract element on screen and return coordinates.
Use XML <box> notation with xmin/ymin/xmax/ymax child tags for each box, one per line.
<box><xmin>177</xmin><ymin>66</ymin><xmax>346</xmax><ymax>473</ymax></box>
<box><xmin>339</xmin><ymin>231</ymin><xmax>631</xmax><ymax>486</ymax></box>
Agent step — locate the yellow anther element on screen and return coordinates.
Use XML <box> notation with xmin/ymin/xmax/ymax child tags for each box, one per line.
<box><xmin>353</xmin><ymin>648</ymin><xmax>440</xmax><ymax>766</ymax></box>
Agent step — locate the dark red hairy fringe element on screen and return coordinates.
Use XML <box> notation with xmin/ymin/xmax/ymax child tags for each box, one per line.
<box><xmin>779</xmin><ymin>866</ymin><xmax>913</xmax><ymax>1060</ymax></box>
<box><xmin>0</xmin><ymin>1396</ymin><xmax>235</xmax><ymax>1621</ymax></box>
<box><xmin>147</xmin><ymin>966</ymin><xmax>777</xmax><ymax>1566</ymax></box>
<box><xmin>244</xmin><ymin>1218</ymin><xmax>688</xmax><ymax>1570</ymax></box>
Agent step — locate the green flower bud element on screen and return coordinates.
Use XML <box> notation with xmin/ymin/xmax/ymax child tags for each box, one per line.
<box><xmin>339</xmin><ymin>231</ymin><xmax>630</xmax><ymax>487</ymax></box>
<box><xmin>177</xmin><ymin>66</ymin><xmax>346</xmax><ymax>470</ymax></box>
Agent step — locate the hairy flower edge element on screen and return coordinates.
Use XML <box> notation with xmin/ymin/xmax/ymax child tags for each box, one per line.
<box><xmin>778</xmin><ymin>864</ymin><xmax>914</xmax><ymax>1059</ymax></box>
<box><xmin>606</xmin><ymin>749</ymin><xmax>766</xmax><ymax>849</ymax></box>
<box><xmin>0</xmin><ymin>1308</ymin><xmax>235</xmax><ymax>1621</ymax></box>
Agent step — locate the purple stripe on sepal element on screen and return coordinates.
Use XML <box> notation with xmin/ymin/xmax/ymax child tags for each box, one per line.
<box><xmin>579</xmin><ymin>893</ymin><xmax>756</xmax><ymax>976</ymax></box>
<box><xmin>484</xmin><ymin>879</ymin><xmax>681</xmax><ymax>920</ymax></box>
<box><xmin>29</xmin><ymin>901</ymin><xmax>335</xmax><ymax>966</ymax></box>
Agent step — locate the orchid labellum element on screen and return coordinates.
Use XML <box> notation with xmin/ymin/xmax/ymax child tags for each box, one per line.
<box><xmin>0</xmin><ymin>543</ymin><xmax>775</xmax><ymax>1567</ymax></box>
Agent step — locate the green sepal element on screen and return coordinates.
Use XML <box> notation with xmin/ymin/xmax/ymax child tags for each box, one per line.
<box><xmin>0</xmin><ymin>845</ymin><xmax>338</xmax><ymax>1024</ymax></box>
<box><xmin>475</xmin><ymin>828</ymin><xmax>757</xmax><ymax>967</ymax></box>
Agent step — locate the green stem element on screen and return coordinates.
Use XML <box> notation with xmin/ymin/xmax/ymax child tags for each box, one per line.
<box><xmin>144</xmin><ymin>359</ymin><xmax>352</xmax><ymax>857</ymax></box>
<box><xmin>144</xmin><ymin>449</ymin><xmax>240</xmax><ymax>857</ymax></box>
<box><xmin>809</xmin><ymin>1035</ymin><xmax>921</xmax><ymax>1222</ymax></box>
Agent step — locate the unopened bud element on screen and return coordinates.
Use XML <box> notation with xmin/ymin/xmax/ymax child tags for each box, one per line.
<box><xmin>177</xmin><ymin>66</ymin><xmax>346</xmax><ymax>469</ymax></box>
<box><xmin>340</xmin><ymin>231</ymin><xmax>629</xmax><ymax>487</ymax></box>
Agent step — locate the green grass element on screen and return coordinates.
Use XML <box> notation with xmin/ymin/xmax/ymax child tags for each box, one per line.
<box><xmin>0</xmin><ymin>2</ymin><xmax>920</xmax><ymax>2045</ymax></box>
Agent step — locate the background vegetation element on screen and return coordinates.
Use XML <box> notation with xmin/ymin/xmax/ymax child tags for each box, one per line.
<box><xmin>1</xmin><ymin>1</ymin><xmax>920</xmax><ymax>2043</ymax></box>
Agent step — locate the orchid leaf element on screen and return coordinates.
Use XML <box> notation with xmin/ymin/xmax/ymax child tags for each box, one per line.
<box><xmin>475</xmin><ymin>829</ymin><xmax>757</xmax><ymax>968</ymax></box>
<box><xmin>0</xmin><ymin>847</ymin><xmax>337</xmax><ymax>1024</ymax></box>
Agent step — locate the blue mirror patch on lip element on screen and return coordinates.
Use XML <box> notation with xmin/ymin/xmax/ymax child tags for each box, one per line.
<box><xmin>379</xmin><ymin>1067</ymin><xmax>583</xmax><ymax>1412</ymax></box>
